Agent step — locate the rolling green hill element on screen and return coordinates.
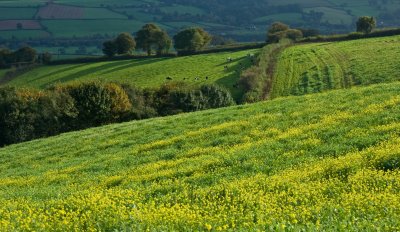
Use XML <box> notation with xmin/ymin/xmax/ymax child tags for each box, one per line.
<box><xmin>270</xmin><ymin>35</ymin><xmax>400</xmax><ymax>98</ymax></box>
<box><xmin>3</xmin><ymin>49</ymin><xmax>259</xmax><ymax>100</ymax></box>
<box><xmin>0</xmin><ymin>82</ymin><xmax>399</xmax><ymax>230</ymax></box>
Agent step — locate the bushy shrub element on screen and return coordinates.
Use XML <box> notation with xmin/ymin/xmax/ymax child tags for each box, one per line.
<box><xmin>152</xmin><ymin>82</ymin><xmax>235</xmax><ymax>115</ymax></box>
<box><xmin>120</xmin><ymin>84</ymin><xmax>158</xmax><ymax>120</ymax></box>
<box><xmin>239</xmin><ymin>67</ymin><xmax>262</xmax><ymax>92</ymax></box>
<box><xmin>54</xmin><ymin>81</ymin><xmax>132</xmax><ymax>129</ymax></box>
<box><xmin>0</xmin><ymin>87</ymin><xmax>76</xmax><ymax>146</ymax></box>
<box><xmin>0</xmin><ymin>81</ymin><xmax>235</xmax><ymax>147</ymax></box>
<box><xmin>200</xmin><ymin>84</ymin><xmax>235</xmax><ymax>109</ymax></box>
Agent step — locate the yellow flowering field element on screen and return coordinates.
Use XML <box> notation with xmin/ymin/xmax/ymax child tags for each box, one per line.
<box><xmin>0</xmin><ymin>82</ymin><xmax>399</xmax><ymax>231</ymax></box>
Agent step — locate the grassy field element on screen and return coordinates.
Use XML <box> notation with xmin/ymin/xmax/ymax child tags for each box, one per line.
<box><xmin>7</xmin><ymin>49</ymin><xmax>259</xmax><ymax>100</ymax></box>
<box><xmin>41</xmin><ymin>19</ymin><xmax>146</xmax><ymax>38</ymax></box>
<box><xmin>270</xmin><ymin>35</ymin><xmax>400</xmax><ymax>98</ymax></box>
<box><xmin>0</xmin><ymin>82</ymin><xmax>399</xmax><ymax>230</ymax></box>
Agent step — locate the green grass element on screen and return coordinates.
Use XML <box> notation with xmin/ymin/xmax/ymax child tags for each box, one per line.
<box><xmin>253</xmin><ymin>13</ymin><xmax>305</xmax><ymax>24</ymax></box>
<box><xmin>0</xmin><ymin>68</ymin><xmax>8</xmax><ymax>80</ymax></box>
<box><xmin>33</xmin><ymin>46</ymin><xmax>102</xmax><ymax>55</ymax></box>
<box><xmin>41</xmin><ymin>19</ymin><xmax>145</xmax><ymax>37</ymax></box>
<box><xmin>83</xmin><ymin>8</ymin><xmax>127</xmax><ymax>19</ymax></box>
<box><xmin>270</xmin><ymin>35</ymin><xmax>400</xmax><ymax>98</ymax></box>
<box><xmin>0</xmin><ymin>0</ymin><xmax>45</xmax><ymax>7</ymax></box>
<box><xmin>113</xmin><ymin>8</ymin><xmax>161</xmax><ymax>22</ymax></box>
<box><xmin>304</xmin><ymin>7</ymin><xmax>354</xmax><ymax>25</ymax></box>
<box><xmin>0</xmin><ymin>82</ymin><xmax>399</xmax><ymax>230</ymax></box>
<box><xmin>7</xmin><ymin>49</ymin><xmax>259</xmax><ymax>100</ymax></box>
<box><xmin>159</xmin><ymin>4</ymin><xmax>205</xmax><ymax>15</ymax></box>
<box><xmin>54</xmin><ymin>0</ymin><xmax>157</xmax><ymax>7</ymax></box>
<box><xmin>0</xmin><ymin>7</ymin><xmax>37</xmax><ymax>19</ymax></box>
<box><xmin>0</xmin><ymin>30</ymin><xmax>50</xmax><ymax>39</ymax></box>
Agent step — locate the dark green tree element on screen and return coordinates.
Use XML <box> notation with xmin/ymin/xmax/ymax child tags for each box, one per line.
<box><xmin>38</xmin><ymin>52</ymin><xmax>52</xmax><ymax>64</ymax></box>
<box><xmin>102</xmin><ymin>40</ymin><xmax>117</xmax><ymax>57</ymax></box>
<box><xmin>115</xmin><ymin>32</ymin><xmax>136</xmax><ymax>55</ymax></box>
<box><xmin>285</xmin><ymin>29</ymin><xmax>303</xmax><ymax>40</ymax></box>
<box><xmin>14</xmin><ymin>47</ymin><xmax>37</xmax><ymax>63</ymax></box>
<box><xmin>136</xmin><ymin>23</ymin><xmax>171</xmax><ymax>56</ymax></box>
<box><xmin>268</xmin><ymin>22</ymin><xmax>289</xmax><ymax>35</ymax></box>
<box><xmin>173</xmin><ymin>27</ymin><xmax>212</xmax><ymax>52</ymax></box>
<box><xmin>154</xmin><ymin>30</ymin><xmax>172</xmax><ymax>55</ymax></box>
<box><xmin>356</xmin><ymin>16</ymin><xmax>376</xmax><ymax>34</ymax></box>
<box><xmin>267</xmin><ymin>22</ymin><xmax>303</xmax><ymax>43</ymax></box>
<box><xmin>0</xmin><ymin>48</ymin><xmax>13</xmax><ymax>67</ymax></box>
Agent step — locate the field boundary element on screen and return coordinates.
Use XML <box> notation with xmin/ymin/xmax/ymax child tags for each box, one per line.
<box><xmin>298</xmin><ymin>28</ymin><xmax>400</xmax><ymax>43</ymax></box>
<box><xmin>48</xmin><ymin>43</ymin><xmax>266</xmax><ymax>65</ymax></box>
<box><xmin>263</xmin><ymin>43</ymin><xmax>292</xmax><ymax>99</ymax></box>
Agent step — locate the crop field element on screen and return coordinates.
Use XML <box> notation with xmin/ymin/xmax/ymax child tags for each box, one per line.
<box><xmin>0</xmin><ymin>82</ymin><xmax>399</xmax><ymax>230</ymax></box>
<box><xmin>37</xmin><ymin>4</ymin><xmax>127</xmax><ymax>19</ymax></box>
<box><xmin>0</xmin><ymin>20</ymin><xmax>42</xmax><ymax>30</ymax></box>
<box><xmin>0</xmin><ymin>30</ymin><xmax>49</xmax><ymax>39</ymax></box>
<box><xmin>7</xmin><ymin>49</ymin><xmax>259</xmax><ymax>100</ymax></box>
<box><xmin>41</xmin><ymin>19</ymin><xmax>146</xmax><ymax>38</ymax></box>
<box><xmin>1</xmin><ymin>0</ymin><xmax>399</xmax><ymax>43</ymax></box>
<box><xmin>270</xmin><ymin>35</ymin><xmax>400</xmax><ymax>98</ymax></box>
<box><xmin>0</xmin><ymin>7</ymin><xmax>37</xmax><ymax>19</ymax></box>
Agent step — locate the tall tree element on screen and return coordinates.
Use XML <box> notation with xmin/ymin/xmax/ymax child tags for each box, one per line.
<box><xmin>356</xmin><ymin>16</ymin><xmax>376</xmax><ymax>34</ymax></box>
<box><xmin>14</xmin><ymin>47</ymin><xmax>36</xmax><ymax>63</ymax></box>
<box><xmin>102</xmin><ymin>40</ymin><xmax>117</xmax><ymax>57</ymax></box>
<box><xmin>154</xmin><ymin>30</ymin><xmax>172</xmax><ymax>55</ymax></box>
<box><xmin>268</xmin><ymin>22</ymin><xmax>289</xmax><ymax>35</ymax></box>
<box><xmin>267</xmin><ymin>22</ymin><xmax>303</xmax><ymax>43</ymax></box>
<box><xmin>173</xmin><ymin>27</ymin><xmax>212</xmax><ymax>53</ymax></box>
<box><xmin>136</xmin><ymin>23</ymin><xmax>171</xmax><ymax>56</ymax></box>
<box><xmin>115</xmin><ymin>32</ymin><xmax>136</xmax><ymax>55</ymax></box>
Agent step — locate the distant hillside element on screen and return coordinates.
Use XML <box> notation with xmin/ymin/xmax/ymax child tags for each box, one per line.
<box><xmin>0</xmin><ymin>82</ymin><xmax>399</xmax><ymax>230</ymax></box>
<box><xmin>0</xmin><ymin>0</ymin><xmax>399</xmax><ymax>44</ymax></box>
<box><xmin>2</xmin><ymin>49</ymin><xmax>259</xmax><ymax>100</ymax></box>
<box><xmin>5</xmin><ymin>35</ymin><xmax>400</xmax><ymax>101</ymax></box>
<box><xmin>269</xmin><ymin>35</ymin><xmax>400</xmax><ymax>98</ymax></box>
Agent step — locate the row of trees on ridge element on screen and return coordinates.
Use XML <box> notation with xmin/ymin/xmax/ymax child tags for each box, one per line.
<box><xmin>102</xmin><ymin>24</ymin><xmax>212</xmax><ymax>57</ymax></box>
<box><xmin>0</xmin><ymin>47</ymin><xmax>52</xmax><ymax>68</ymax></box>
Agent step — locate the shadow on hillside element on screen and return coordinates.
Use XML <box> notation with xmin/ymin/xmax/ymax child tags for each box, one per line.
<box><xmin>215</xmin><ymin>57</ymin><xmax>254</xmax><ymax>101</ymax></box>
<box><xmin>45</xmin><ymin>60</ymin><xmax>146</xmax><ymax>86</ymax></box>
<box><xmin>216</xmin><ymin>57</ymin><xmax>245</xmax><ymax>67</ymax></box>
<box><xmin>99</xmin><ymin>57</ymin><xmax>168</xmax><ymax>75</ymax></box>
<box><xmin>27</xmin><ymin>63</ymin><xmax>89</xmax><ymax>84</ymax></box>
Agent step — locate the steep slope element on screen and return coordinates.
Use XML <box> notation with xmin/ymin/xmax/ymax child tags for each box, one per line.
<box><xmin>270</xmin><ymin>35</ymin><xmax>400</xmax><ymax>98</ymax></box>
<box><xmin>0</xmin><ymin>82</ymin><xmax>399</xmax><ymax>230</ymax></box>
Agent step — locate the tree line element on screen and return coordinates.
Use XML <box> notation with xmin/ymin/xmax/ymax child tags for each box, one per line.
<box><xmin>102</xmin><ymin>24</ymin><xmax>212</xmax><ymax>57</ymax></box>
<box><xmin>0</xmin><ymin>47</ymin><xmax>52</xmax><ymax>69</ymax></box>
<box><xmin>0</xmin><ymin>81</ymin><xmax>234</xmax><ymax>147</ymax></box>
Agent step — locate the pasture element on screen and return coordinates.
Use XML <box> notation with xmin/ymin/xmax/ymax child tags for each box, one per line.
<box><xmin>270</xmin><ymin>35</ymin><xmax>400</xmax><ymax>98</ymax></box>
<box><xmin>0</xmin><ymin>82</ymin><xmax>399</xmax><ymax>230</ymax></box>
<box><xmin>6</xmin><ymin>49</ymin><xmax>259</xmax><ymax>100</ymax></box>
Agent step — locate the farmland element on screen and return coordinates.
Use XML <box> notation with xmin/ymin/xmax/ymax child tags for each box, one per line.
<box><xmin>0</xmin><ymin>82</ymin><xmax>399</xmax><ymax>230</ymax></box>
<box><xmin>270</xmin><ymin>35</ymin><xmax>400</xmax><ymax>98</ymax></box>
<box><xmin>1</xmin><ymin>0</ymin><xmax>400</xmax><ymax>43</ymax></box>
<box><xmin>5</xmin><ymin>49</ymin><xmax>259</xmax><ymax>100</ymax></box>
